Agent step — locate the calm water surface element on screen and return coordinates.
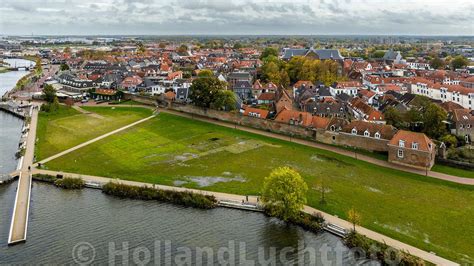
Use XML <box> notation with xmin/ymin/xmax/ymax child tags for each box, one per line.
<box><xmin>0</xmin><ymin>58</ymin><xmax>33</xmax><ymax>96</ymax></box>
<box><xmin>0</xmin><ymin>183</ymin><xmax>376</xmax><ymax>265</ymax></box>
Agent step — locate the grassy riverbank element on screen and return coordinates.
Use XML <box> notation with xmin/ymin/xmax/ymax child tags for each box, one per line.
<box><xmin>35</xmin><ymin>105</ymin><xmax>153</xmax><ymax>160</ymax></box>
<box><xmin>43</xmin><ymin>112</ymin><xmax>474</xmax><ymax>263</ymax></box>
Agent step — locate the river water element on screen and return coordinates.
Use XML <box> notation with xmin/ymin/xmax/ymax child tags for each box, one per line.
<box><xmin>0</xmin><ymin>58</ymin><xmax>30</xmax><ymax>181</ymax></box>
<box><xmin>0</xmin><ymin>183</ymin><xmax>374</xmax><ymax>265</ymax></box>
<box><xmin>0</xmin><ymin>59</ymin><xmax>375</xmax><ymax>265</ymax></box>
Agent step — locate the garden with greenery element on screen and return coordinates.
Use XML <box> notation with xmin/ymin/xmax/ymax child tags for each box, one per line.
<box><xmin>38</xmin><ymin>111</ymin><xmax>474</xmax><ymax>263</ymax></box>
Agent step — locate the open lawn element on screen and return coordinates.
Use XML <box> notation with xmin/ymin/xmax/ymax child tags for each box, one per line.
<box><xmin>35</xmin><ymin>105</ymin><xmax>153</xmax><ymax>160</ymax></box>
<box><xmin>432</xmin><ymin>164</ymin><xmax>474</xmax><ymax>179</ymax></box>
<box><xmin>44</xmin><ymin>112</ymin><xmax>474</xmax><ymax>263</ymax></box>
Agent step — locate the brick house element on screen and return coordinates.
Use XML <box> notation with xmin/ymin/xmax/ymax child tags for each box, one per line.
<box><xmin>388</xmin><ymin>130</ymin><xmax>435</xmax><ymax>169</ymax></box>
<box><xmin>451</xmin><ymin>108</ymin><xmax>474</xmax><ymax>143</ymax></box>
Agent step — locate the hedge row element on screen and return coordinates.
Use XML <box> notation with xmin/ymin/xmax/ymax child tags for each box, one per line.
<box><xmin>32</xmin><ymin>174</ymin><xmax>85</xmax><ymax>189</ymax></box>
<box><xmin>102</xmin><ymin>182</ymin><xmax>217</xmax><ymax>209</ymax></box>
<box><xmin>263</xmin><ymin>206</ymin><xmax>325</xmax><ymax>234</ymax></box>
<box><xmin>344</xmin><ymin>231</ymin><xmax>425</xmax><ymax>265</ymax></box>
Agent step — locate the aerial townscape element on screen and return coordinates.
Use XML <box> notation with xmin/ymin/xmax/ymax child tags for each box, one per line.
<box><xmin>0</xmin><ymin>1</ymin><xmax>473</xmax><ymax>265</ymax></box>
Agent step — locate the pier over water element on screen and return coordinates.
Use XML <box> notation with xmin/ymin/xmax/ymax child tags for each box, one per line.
<box><xmin>7</xmin><ymin>108</ymin><xmax>37</xmax><ymax>245</ymax></box>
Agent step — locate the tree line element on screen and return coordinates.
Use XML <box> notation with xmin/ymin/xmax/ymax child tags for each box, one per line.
<box><xmin>258</xmin><ymin>47</ymin><xmax>341</xmax><ymax>88</ymax></box>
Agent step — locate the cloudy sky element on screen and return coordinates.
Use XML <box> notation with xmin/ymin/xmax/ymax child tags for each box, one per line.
<box><xmin>0</xmin><ymin>0</ymin><xmax>473</xmax><ymax>35</ymax></box>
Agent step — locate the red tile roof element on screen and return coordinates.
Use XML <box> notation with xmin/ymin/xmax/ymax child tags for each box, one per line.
<box><xmin>274</xmin><ymin>108</ymin><xmax>313</xmax><ymax>126</ymax></box>
<box><xmin>342</xmin><ymin>120</ymin><xmax>397</xmax><ymax>139</ymax></box>
<box><xmin>311</xmin><ymin>116</ymin><xmax>331</xmax><ymax>129</ymax></box>
<box><xmin>243</xmin><ymin>107</ymin><xmax>269</xmax><ymax>119</ymax></box>
<box><xmin>388</xmin><ymin>130</ymin><xmax>434</xmax><ymax>152</ymax></box>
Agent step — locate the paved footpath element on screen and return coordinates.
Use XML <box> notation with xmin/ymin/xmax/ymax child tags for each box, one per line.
<box><xmin>36</xmin><ymin>114</ymin><xmax>156</xmax><ymax>165</ymax></box>
<box><xmin>161</xmin><ymin>109</ymin><xmax>474</xmax><ymax>186</ymax></box>
<box><xmin>8</xmin><ymin>107</ymin><xmax>37</xmax><ymax>244</ymax></box>
<box><xmin>32</xmin><ymin>169</ymin><xmax>458</xmax><ymax>266</ymax></box>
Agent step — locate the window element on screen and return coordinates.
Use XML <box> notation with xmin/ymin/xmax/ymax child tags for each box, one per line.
<box><xmin>351</xmin><ymin>128</ymin><xmax>357</xmax><ymax>135</ymax></box>
<box><xmin>412</xmin><ymin>142</ymin><xmax>418</xmax><ymax>150</ymax></box>
<box><xmin>399</xmin><ymin>140</ymin><xmax>405</xmax><ymax>148</ymax></box>
<box><xmin>330</xmin><ymin>125</ymin><xmax>336</xmax><ymax>131</ymax></box>
<box><xmin>374</xmin><ymin>132</ymin><xmax>381</xmax><ymax>139</ymax></box>
<box><xmin>398</xmin><ymin>149</ymin><xmax>404</xmax><ymax>158</ymax></box>
<box><xmin>364</xmin><ymin>130</ymin><xmax>370</xmax><ymax>137</ymax></box>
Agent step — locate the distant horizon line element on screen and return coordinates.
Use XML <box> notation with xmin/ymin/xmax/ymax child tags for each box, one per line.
<box><xmin>2</xmin><ymin>34</ymin><xmax>474</xmax><ymax>38</ymax></box>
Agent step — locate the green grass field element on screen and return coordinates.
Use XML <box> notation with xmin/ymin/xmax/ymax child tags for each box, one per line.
<box><xmin>35</xmin><ymin>105</ymin><xmax>152</xmax><ymax>160</ymax></box>
<box><xmin>42</xmin><ymin>112</ymin><xmax>474</xmax><ymax>263</ymax></box>
<box><xmin>432</xmin><ymin>164</ymin><xmax>474</xmax><ymax>179</ymax></box>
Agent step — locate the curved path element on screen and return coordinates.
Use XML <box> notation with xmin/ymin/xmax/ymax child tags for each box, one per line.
<box><xmin>32</xmin><ymin>168</ymin><xmax>458</xmax><ymax>266</ymax></box>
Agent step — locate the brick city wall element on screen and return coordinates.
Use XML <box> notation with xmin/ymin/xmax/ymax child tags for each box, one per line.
<box><xmin>315</xmin><ymin>130</ymin><xmax>389</xmax><ymax>152</ymax></box>
<box><xmin>169</xmin><ymin>103</ymin><xmax>315</xmax><ymax>139</ymax></box>
<box><xmin>123</xmin><ymin>93</ymin><xmax>159</xmax><ymax>106</ymax></box>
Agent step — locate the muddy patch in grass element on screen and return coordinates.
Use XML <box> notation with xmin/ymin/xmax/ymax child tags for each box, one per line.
<box><xmin>366</xmin><ymin>186</ymin><xmax>383</xmax><ymax>193</ymax></box>
<box><xmin>173</xmin><ymin>173</ymin><xmax>246</xmax><ymax>187</ymax></box>
<box><xmin>316</xmin><ymin>154</ymin><xmax>353</xmax><ymax>167</ymax></box>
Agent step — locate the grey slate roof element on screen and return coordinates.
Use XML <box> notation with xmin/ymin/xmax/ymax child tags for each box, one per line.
<box><xmin>234</xmin><ymin>80</ymin><xmax>252</xmax><ymax>88</ymax></box>
<box><xmin>282</xmin><ymin>48</ymin><xmax>344</xmax><ymax>60</ymax></box>
<box><xmin>383</xmin><ymin>49</ymin><xmax>401</xmax><ymax>60</ymax></box>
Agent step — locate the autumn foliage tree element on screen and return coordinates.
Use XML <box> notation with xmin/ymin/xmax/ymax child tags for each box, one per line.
<box><xmin>261</xmin><ymin>167</ymin><xmax>308</xmax><ymax>221</ymax></box>
<box><xmin>189</xmin><ymin>75</ymin><xmax>228</xmax><ymax>109</ymax></box>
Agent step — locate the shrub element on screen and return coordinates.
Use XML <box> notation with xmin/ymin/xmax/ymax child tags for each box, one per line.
<box><xmin>344</xmin><ymin>231</ymin><xmax>425</xmax><ymax>265</ymax></box>
<box><xmin>32</xmin><ymin>173</ymin><xmax>57</xmax><ymax>183</ymax></box>
<box><xmin>102</xmin><ymin>182</ymin><xmax>217</xmax><ymax>209</ymax></box>
<box><xmin>54</xmin><ymin>177</ymin><xmax>85</xmax><ymax>189</ymax></box>
<box><xmin>263</xmin><ymin>207</ymin><xmax>325</xmax><ymax>234</ymax></box>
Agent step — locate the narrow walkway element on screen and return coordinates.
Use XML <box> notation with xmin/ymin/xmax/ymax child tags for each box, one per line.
<box><xmin>8</xmin><ymin>107</ymin><xmax>37</xmax><ymax>244</ymax></box>
<box><xmin>162</xmin><ymin>109</ymin><xmax>474</xmax><ymax>185</ymax></box>
<box><xmin>36</xmin><ymin>114</ymin><xmax>155</xmax><ymax>165</ymax></box>
<box><xmin>32</xmin><ymin>169</ymin><xmax>458</xmax><ymax>266</ymax></box>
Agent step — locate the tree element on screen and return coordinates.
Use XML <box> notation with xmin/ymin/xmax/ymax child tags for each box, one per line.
<box><xmin>261</xmin><ymin>61</ymin><xmax>280</xmax><ymax>83</ymax></box>
<box><xmin>211</xmin><ymin>90</ymin><xmax>237</xmax><ymax>111</ymax></box>
<box><xmin>286</xmin><ymin>56</ymin><xmax>339</xmax><ymax>85</ymax></box>
<box><xmin>260</xmin><ymin>47</ymin><xmax>279</xmax><ymax>60</ymax></box>
<box><xmin>197</xmin><ymin>69</ymin><xmax>214</xmax><ymax>78</ymax></box>
<box><xmin>60</xmin><ymin>63</ymin><xmax>70</xmax><ymax>71</ymax></box>
<box><xmin>158</xmin><ymin>42</ymin><xmax>166</xmax><ymax>49</ymax></box>
<box><xmin>189</xmin><ymin>76</ymin><xmax>226</xmax><ymax>108</ymax></box>
<box><xmin>371</xmin><ymin>50</ymin><xmax>386</xmax><ymax>58</ymax></box>
<box><xmin>136</xmin><ymin>42</ymin><xmax>146</xmax><ymax>54</ymax></box>
<box><xmin>177</xmin><ymin>44</ymin><xmax>188</xmax><ymax>54</ymax></box>
<box><xmin>430</xmin><ymin>57</ymin><xmax>445</xmax><ymax>69</ymax></box>
<box><xmin>42</xmin><ymin>84</ymin><xmax>56</xmax><ymax>103</ymax></box>
<box><xmin>63</xmin><ymin>46</ymin><xmax>71</xmax><ymax>54</ymax></box>
<box><xmin>314</xmin><ymin>177</ymin><xmax>329</xmax><ymax>205</ymax></box>
<box><xmin>279</xmin><ymin>69</ymin><xmax>290</xmax><ymax>88</ymax></box>
<box><xmin>450</xmin><ymin>55</ymin><xmax>469</xmax><ymax>70</ymax></box>
<box><xmin>384</xmin><ymin>106</ymin><xmax>404</xmax><ymax>129</ymax></box>
<box><xmin>422</xmin><ymin>103</ymin><xmax>447</xmax><ymax>139</ymax></box>
<box><xmin>34</xmin><ymin>58</ymin><xmax>42</xmax><ymax>76</ymax></box>
<box><xmin>233</xmin><ymin>42</ymin><xmax>243</xmax><ymax>49</ymax></box>
<box><xmin>440</xmin><ymin>134</ymin><xmax>457</xmax><ymax>148</ymax></box>
<box><xmin>347</xmin><ymin>207</ymin><xmax>361</xmax><ymax>232</ymax></box>
<box><xmin>261</xmin><ymin>167</ymin><xmax>308</xmax><ymax>221</ymax></box>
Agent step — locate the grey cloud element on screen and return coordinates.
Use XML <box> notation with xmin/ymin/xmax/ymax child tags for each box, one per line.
<box><xmin>0</xmin><ymin>0</ymin><xmax>472</xmax><ymax>35</ymax></box>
